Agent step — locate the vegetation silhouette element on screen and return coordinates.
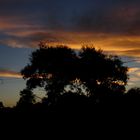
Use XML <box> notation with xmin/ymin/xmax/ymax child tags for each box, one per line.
<box><xmin>0</xmin><ymin>101</ymin><xmax>4</xmax><ymax>109</ymax></box>
<box><xmin>125</xmin><ymin>87</ymin><xmax>140</xmax><ymax>107</ymax></box>
<box><xmin>1</xmin><ymin>43</ymin><xmax>140</xmax><ymax>116</ymax></box>
<box><xmin>16</xmin><ymin>88</ymin><xmax>36</xmax><ymax>111</ymax></box>
<box><xmin>1</xmin><ymin>45</ymin><xmax>140</xmax><ymax>135</ymax></box>
<box><xmin>15</xmin><ymin>43</ymin><xmax>129</xmax><ymax>113</ymax></box>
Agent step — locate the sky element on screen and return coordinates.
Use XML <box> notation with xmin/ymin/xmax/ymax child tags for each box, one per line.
<box><xmin>0</xmin><ymin>0</ymin><xmax>140</xmax><ymax>106</ymax></box>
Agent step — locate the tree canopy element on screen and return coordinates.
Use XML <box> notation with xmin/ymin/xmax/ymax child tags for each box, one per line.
<box><xmin>20</xmin><ymin>44</ymin><xmax>128</xmax><ymax>105</ymax></box>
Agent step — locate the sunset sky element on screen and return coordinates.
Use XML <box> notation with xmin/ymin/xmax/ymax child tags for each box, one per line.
<box><xmin>0</xmin><ymin>0</ymin><xmax>140</xmax><ymax>106</ymax></box>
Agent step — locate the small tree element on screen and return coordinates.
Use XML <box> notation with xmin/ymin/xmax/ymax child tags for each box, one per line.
<box><xmin>16</xmin><ymin>88</ymin><xmax>35</xmax><ymax>109</ymax></box>
<box><xmin>0</xmin><ymin>101</ymin><xmax>4</xmax><ymax>109</ymax></box>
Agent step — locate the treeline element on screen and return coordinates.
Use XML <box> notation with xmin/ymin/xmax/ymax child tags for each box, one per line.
<box><xmin>0</xmin><ymin>44</ymin><xmax>140</xmax><ymax>114</ymax></box>
<box><xmin>1</xmin><ymin>87</ymin><xmax>140</xmax><ymax>114</ymax></box>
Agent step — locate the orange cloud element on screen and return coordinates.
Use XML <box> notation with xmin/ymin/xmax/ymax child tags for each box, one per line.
<box><xmin>0</xmin><ymin>15</ymin><xmax>140</xmax><ymax>58</ymax></box>
<box><xmin>128</xmin><ymin>68</ymin><xmax>140</xmax><ymax>73</ymax></box>
<box><xmin>0</xmin><ymin>70</ymin><xmax>22</xmax><ymax>78</ymax></box>
<box><xmin>127</xmin><ymin>67</ymin><xmax>140</xmax><ymax>87</ymax></box>
<box><xmin>2</xmin><ymin>31</ymin><xmax>140</xmax><ymax>58</ymax></box>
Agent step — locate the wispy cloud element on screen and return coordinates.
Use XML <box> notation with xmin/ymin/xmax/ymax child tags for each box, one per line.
<box><xmin>127</xmin><ymin>67</ymin><xmax>140</xmax><ymax>86</ymax></box>
<box><xmin>128</xmin><ymin>67</ymin><xmax>140</xmax><ymax>73</ymax></box>
<box><xmin>0</xmin><ymin>70</ymin><xmax>22</xmax><ymax>78</ymax></box>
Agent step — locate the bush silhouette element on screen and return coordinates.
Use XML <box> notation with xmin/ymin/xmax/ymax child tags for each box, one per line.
<box><xmin>125</xmin><ymin>87</ymin><xmax>140</xmax><ymax>107</ymax></box>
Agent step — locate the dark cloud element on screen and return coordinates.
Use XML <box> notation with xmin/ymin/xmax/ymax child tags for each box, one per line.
<box><xmin>0</xmin><ymin>0</ymin><xmax>140</xmax><ymax>49</ymax></box>
<box><xmin>74</xmin><ymin>3</ymin><xmax>140</xmax><ymax>35</ymax></box>
<box><xmin>0</xmin><ymin>0</ymin><xmax>140</xmax><ymax>34</ymax></box>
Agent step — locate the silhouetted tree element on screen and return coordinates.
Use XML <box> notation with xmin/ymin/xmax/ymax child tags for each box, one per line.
<box><xmin>20</xmin><ymin>43</ymin><xmax>128</xmax><ymax>106</ymax></box>
<box><xmin>21</xmin><ymin>44</ymin><xmax>79</xmax><ymax>105</ymax></box>
<box><xmin>16</xmin><ymin>88</ymin><xmax>35</xmax><ymax>109</ymax></box>
<box><xmin>0</xmin><ymin>101</ymin><xmax>4</xmax><ymax>109</ymax></box>
<box><xmin>79</xmin><ymin>46</ymin><xmax>128</xmax><ymax>99</ymax></box>
<box><xmin>126</xmin><ymin>87</ymin><xmax>140</xmax><ymax>106</ymax></box>
<box><xmin>127</xmin><ymin>87</ymin><xmax>140</xmax><ymax>96</ymax></box>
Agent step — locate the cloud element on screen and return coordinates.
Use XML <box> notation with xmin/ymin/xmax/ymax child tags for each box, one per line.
<box><xmin>74</xmin><ymin>1</ymin><xmax>140</xmax><ymax>35</ymax></box>
<box><xmin>127</xmin><ymin>67</ymin><xmax>140</xmax><ymax>86</ymax></box>
<box><xmin>128</xmin><ymin>67</ymin><xmax>140</xmax><ymax>73</ymax></box>
<box><xmin>0</xmin><ymin>0</ymin><xmax>140</xmax><ymax>34</ymax></box>
<box><xmin>1</xmin><ymin>28</ymin><xmax>140</xmax><ymax>58</ymax></box>
<box><xmin>0</xmin><ymin>70</ymin><xmax>22</xmax><ymax>78</ymax></box>
<box><xmin>0</xmin><ymin>0</ymin><xmax>140</xmax><ymax>58</ymax></box>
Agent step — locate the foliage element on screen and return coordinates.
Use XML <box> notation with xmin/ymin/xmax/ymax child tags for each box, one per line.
<box><xmin>20</xmin><ymin>43</ymin><xmax>128</xmax><ymax>105</ymax></box>
<box><xmin>16</xmin><ymin>88</ymin><xmax>35</xmax><ymax>109</ymax></box>
<box><xmin>0</xmin><ymin>101</ymin><xmax>4</xmax><ymax>109</ymax></box>
<box><xmin>127</xmin><ymin>87</ymin><xmax>140</xmax><ymax>96</ymax></box>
